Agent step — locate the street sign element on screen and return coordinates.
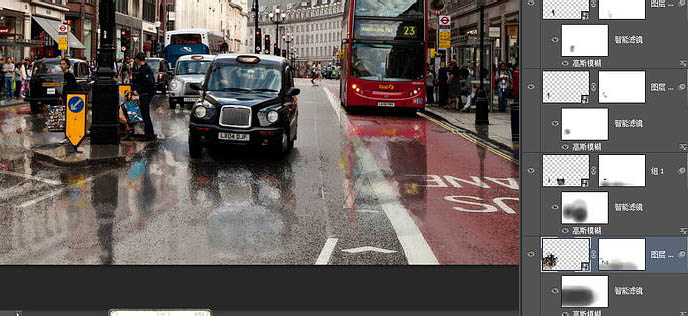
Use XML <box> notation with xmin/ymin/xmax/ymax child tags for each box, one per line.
<box><xmin>65</xmin><ymin>94</ymin><xmax>87</xmax><ymax>149</ymax></box>
<box><xmin>58</xmin><ymin>24</ymin><xmax>68</xmax><ymax>33</ymax></box>
<box><xmin>121</xmin><ymin>46</ymin><xmax>127</xmax><ymax>52</ymax></box>
<box><xmin>439</xmin><ymin>15</ymin><xmax>451</xmax><ymax>27</ymax></box>
<box><xmin>58</xmin><ymin>35</ymin><xmax>68</xmax><ymax>51</ymax></box>
<box><xmin>439</xmin><ymin>29</ymin><xmax>451</xmax><ymax>49</ymax></box>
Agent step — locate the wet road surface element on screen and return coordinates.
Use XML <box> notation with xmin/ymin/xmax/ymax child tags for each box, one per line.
<box><xmin>0</xmin><ymin>79</ymin><xmax>518</xmax><ymax>264</ymax></box>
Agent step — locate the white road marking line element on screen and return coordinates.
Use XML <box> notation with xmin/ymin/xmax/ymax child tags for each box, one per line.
<box><xmin>18</xmin><ymin>171</ymin><xmax>107</xmax><ymax>208</ymax></box>
<box><xmin>18</xmin><ymin>188</ymin><xmax>66</xmax><ymax>208</ymax></box>
<box><xmin>322</xmin><ymin>86</ymin><xmax>342</xmax><ymax>123</ymax></box>
<box><xmin>0</xmin><ymin>170</ymin><xmax>61</xmax><ymax>186</ymax></box>
<box><xmin>315</xmin><ymin>237</ymin><xmax>338</xmax><ymax>265</ymax></box>
<box><xmin>357</xmin><ymin>209</ymin><xmax>382</xmax><ymax>214</ymax></box>
<box><xmin>322</xmin><ymin>86</ymin><xmax>439</xmax><ymax>265</ymax></box>
<box><xmin>342</xmin><ymin>246</ymin><xmax>397</xmax><ymax>254</ymax></box>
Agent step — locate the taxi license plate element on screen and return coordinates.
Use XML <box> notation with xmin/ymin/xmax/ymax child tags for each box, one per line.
<box><xmin>218</xmin><ymin>132</ymin><xmax>250</xmax><ymax>141</ymax></box>
<box><xmin>378</xmin><ymin>102</ymin><xmax>395</xmax><ymax>107</ymax></box>
<box><xmin>184</xmin><ymin>97</ymin><xmax>197</xmax><ymax>102</ymax></box>
<box><xmin>46</xmin><ymin>88</ymin><xmax>56</xmax><ymax>95</ymax></box>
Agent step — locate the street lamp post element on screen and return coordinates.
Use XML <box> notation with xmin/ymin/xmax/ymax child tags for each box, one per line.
<box><xmin>475</xmin><ymin>0</ymin><xmax>489</xmax><ymax>125</ymax></box>
<box><xmin>90</xmin><ymin>0</ymin><xmax>120</xmax><ymax>144</ymax></box>
<box><xmin>252</xmin><ymin>0</ymin><xmax>260</xmax><ymax>53</ymax></box>
<box><xmin>269</xmin><ymin>8</ymin><xmax>286</xmax><ymax>55</ymax></box>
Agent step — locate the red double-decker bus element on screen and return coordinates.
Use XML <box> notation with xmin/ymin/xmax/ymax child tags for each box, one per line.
<box><xmin>339</xmin><ymin>0</ymin><xmax>427</xmax><ymax>111</ymax></box>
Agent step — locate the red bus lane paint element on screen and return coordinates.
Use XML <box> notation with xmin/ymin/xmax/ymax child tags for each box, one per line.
<box><xmin>325</xmin><ymin>86</ymin><xmax>519</xmax><ymax>265</ymax></box>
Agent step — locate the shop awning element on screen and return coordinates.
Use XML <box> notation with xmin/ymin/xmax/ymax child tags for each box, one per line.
<box><xmin>32</xmin><ymin>16</ymin><xmax>86</xmax><ymax>50</ymax></box>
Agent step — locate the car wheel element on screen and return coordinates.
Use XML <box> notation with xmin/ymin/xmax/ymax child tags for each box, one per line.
<box><xmin>274</xmin><ymin>131</ymin><xmax>291</xmax><ymax>157</ymax></box>
<box><xmin>189</xmin><ymin>136</ymin><xmax>203</xmax><ymax>158</ymax></box>
<box><xmin>169</xmin><ymin>99</ymin><xmax>176</xmax><ymax>109</ymax></box>
<box><xmin>30</xmin><ymin>102</ymin><xmax>41</xmax><ymax>114</ymax></box>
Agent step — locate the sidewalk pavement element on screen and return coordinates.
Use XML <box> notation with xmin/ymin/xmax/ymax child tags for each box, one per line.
<box><xmin>424</xmin><ymin>105</ymin><xmax>516</xmax><ymax>153</ymax></box>
<box><xmin>0</xmin><ymin>99</ymin><xmax>28</xmax><ymax>108</ymax></box>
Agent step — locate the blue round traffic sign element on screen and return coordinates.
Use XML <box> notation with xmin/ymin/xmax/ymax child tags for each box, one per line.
<box><xmin>68</xmin><ymin>96</ymin><xmax>84</xmax><ymax>113</ymax></box>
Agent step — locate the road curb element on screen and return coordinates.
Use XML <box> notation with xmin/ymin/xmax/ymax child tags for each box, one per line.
<box><xmin>420</xmin><ymin>109</ymin><xmax>515</xmax><ymax>154</ymax></box>
<box><xmin>31</xmin><ymin>148</ymin><xmax>127</xmax><ymax>168</ymax></box>
<box><xmin>30</xmin><ymin>139</ymin><xmax>161</xmax><ymax>168</ymax></box>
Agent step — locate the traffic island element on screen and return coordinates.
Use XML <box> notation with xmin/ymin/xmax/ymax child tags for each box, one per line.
<box><xmin>31</xmin><ymin>138</ymin><xmax>161</xmax><ymax>168</ymax></box>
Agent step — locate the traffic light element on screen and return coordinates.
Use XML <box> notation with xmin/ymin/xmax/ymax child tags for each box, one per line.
<box><xmin>255</xmin><ymin>28</ymin><xmax>262</xmax><ymax>53</ymax></box>
<box><xmin>121</xmin><ymin>29</ymin><xmax>130</xmax><ymax>53</ymax></box>
<box><xmin>264</xmin><ymin>35</ymin><xmax>271</xmax><ymax>55</ymax></box>
<box><xmin>273</xmin><ymin>43</ymin><xmax>278</xmax><ymax>56</ymax></box>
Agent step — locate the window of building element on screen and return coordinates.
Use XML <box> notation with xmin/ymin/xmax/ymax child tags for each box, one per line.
<box><xmin>143</xmin><ymin>0</ymin><xmax>155</xmax><ymax>22</ymax></box>
<box><xmin>116</xmin><ymin>0</ymin><xmax>128</xmax><ymax>14</ymax></box>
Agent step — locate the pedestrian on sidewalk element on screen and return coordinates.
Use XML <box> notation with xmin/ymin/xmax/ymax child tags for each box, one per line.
<box><xmin>426</xmin><ymin>64</ymin><xmax>435</xmax><ymax>105</ymax></box>
<box><xmin>3</xmin><ymin>56</ymin><xmax>16</xmax><ymax>101</ymax></box>
<box><xmin>448</xmin><ymin>60</ymin><xmax>461</xmax><ymax>110</ymax></box>
<box><xmin>60</xmin><ymin>58</ymin><xmax>83</xmax><ymax>105</ymax></box>
<box><xmin>0</xmin><ymin>57</ymin><xmax>5</xmax><ymax>98</ymax></box>
<box><xmin>14</xmin><ymin>59</ymin><xmax>25</xmax><ymax>100</ymax></box>
<box><xmin>132</xmin><ymin>52</ymin><xmax>157</xmax><ymax>141</ymax></box>
<box><xmin>437</xmin><ymin>62</ymin><xmax>449</xmax><ymax>107</ymax></box>
<box><xmin>496</xmin><ymin>61</ymin><xmax>512</xmax><ymax>112</ymax></box>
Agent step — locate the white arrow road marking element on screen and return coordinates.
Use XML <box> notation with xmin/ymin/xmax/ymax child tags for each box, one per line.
<box><xmin>315</xmin><ymin>237</ymin><xmax>338</xmax><ymax>265</ymax></box>
<box><xmin>342</xmin><ymin>246</ymin><xmax>398</xmax><ymax>254</ymax></box>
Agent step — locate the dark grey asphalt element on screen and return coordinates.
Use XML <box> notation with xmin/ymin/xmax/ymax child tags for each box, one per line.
<box><xmin>0</xmin><ymin>79</ymin><xmax>407</xmax><ymax>264</ymax></box>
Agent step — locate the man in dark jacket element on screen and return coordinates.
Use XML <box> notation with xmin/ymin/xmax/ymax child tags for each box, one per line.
<box><xmin>60</xmin><ymin>58</ymin><xmax>82</xmax><ymax>105</ymax></box>
<box><xmin>132</xmin><ymin>52</ymin><xmax>156</xmax><ymax>141</ymax></box>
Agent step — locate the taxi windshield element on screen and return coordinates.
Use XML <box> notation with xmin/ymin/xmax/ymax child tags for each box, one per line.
<box><xmin>33</xmin><ymin>60</ymin><xmax>63</xmax><ymax>75</ymax></box>
<box><xmin>176</xmin><ymin>60</ymin><xmax>212</xmax><ymax>75</ymax></box>
<box><xmin>206</xmin><ymin>60</ymin><xmax>282</xmax><ymax>93</ymax></box>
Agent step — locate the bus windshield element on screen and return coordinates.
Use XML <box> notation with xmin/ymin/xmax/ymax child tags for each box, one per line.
<box><xmin>176</xmin><ymin>60</ymin><xmax>212</xmax><ymax>75</ymax></box>
<box><xmin>350</xmin><ymin>43</ymin><xmax>424</xmax><ymax>82</ymax></box>
<box><xmin>354</xmin><ymin>0</ymin><xmax>423</xmax><ymax>17</ymax></box>
<box><xmin>171</xmin><ymin>34</ymin><xmax>202</xmax><ymax>45</ymax></box>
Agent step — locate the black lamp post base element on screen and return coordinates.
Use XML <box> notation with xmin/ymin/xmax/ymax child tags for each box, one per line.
<box><xmin>90</xmin><ymin>124</ymin><xmax>120</xmax><ymax>145</ymax></box>
<box><xmin>475</xmin><ymin>90</ymin><xmax>490</xmax><ymax>125</ymax></box>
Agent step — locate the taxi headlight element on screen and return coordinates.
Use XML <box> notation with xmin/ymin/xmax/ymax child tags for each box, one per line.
<box><xmin>267</xmin><ymin>110</ymin><xmax>279</xmax><ymax>123</ymax></box>
<box><xmin>193</xmin><ymin>106</ymin><xmax>208</xmax><ymax>118</ymax></box>
<box><xmin>170</xmin><ymin>80</ymin><xmax>180</xmax><ymax>91</ymax></box>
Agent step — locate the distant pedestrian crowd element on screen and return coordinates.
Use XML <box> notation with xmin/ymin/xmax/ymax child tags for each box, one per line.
<box><xmin>425</xmin><ymin>60</ymin><xmax>518</xmax><ymax>112</ymax></box>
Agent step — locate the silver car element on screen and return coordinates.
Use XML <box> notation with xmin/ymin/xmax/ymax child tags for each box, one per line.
<box><xmin>168</xmin><ymin>54</ymin><xmax>215</xmax><ymax>109</ymax></box>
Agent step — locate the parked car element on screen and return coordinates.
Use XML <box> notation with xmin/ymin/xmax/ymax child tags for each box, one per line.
<box><xmin>25</xmin><ymin>58</ymin><xmax>93</xmax><ymax>114</ymax></box>
<box><xmin>145</xmin><ymin>57</ymin><xmax>173</xmax><ymax>94</ymax></box>
<box><xmin>188</xmin><ymin>54</ymin><xmax>300</xmax><ymax>158</ymax></box>
<box><xmin>168</xmin><ymin>54</ymin><xmax>215</xmax><ymax>109</ymax></box>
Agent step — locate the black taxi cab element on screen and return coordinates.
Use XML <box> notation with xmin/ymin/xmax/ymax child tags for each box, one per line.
<box><xmin>188</xmin><ymin>54</ymin><xmax>300</xmax><ymax>158</ymax></box>
<box><xmin>25</xmin><ymin>58</ymin><xmax>92</xmax><ymax>114</ymax></box>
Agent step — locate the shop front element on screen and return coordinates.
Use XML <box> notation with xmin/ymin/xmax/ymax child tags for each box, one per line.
<box><xmin>142</xmin><ymin>21</ymin><xmax>157</xmax><ymax>57</ymax></box>
<box><xmin>0</xmin><ymin>9</ymin><xmax>30</xmax><ymax>59</ymax></box>
<box><xmin>453</xmin><ymin>33</ymin><xmax>495</xmax><ymax>109</ymax></box>
<box><xmin>31</xmin><ymin>16</ymin><xmax>86</xmax><ymax>59</ymax></box>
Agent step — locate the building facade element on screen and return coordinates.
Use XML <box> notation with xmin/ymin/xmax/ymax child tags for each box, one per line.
<box><xmin>247</xmin><ymin>0</ymin><xmax>344</xmax><ymax>65</ymax></box>
<box><xmin>114</xmin><ymin>0</ymin><xmax>168</xmax><ymax>59</ymax></box>
<box><xmin>168</xmin><ymin>0</ymin><xmax>247</xmax><ymax>53</ymax></box>
<box><xmin>66</xmin><ymin>0</ymin><xmax>98</xmax><ymax>60</ymax></box>
<box><xmin>442</xmin><ymin>0</ymin><xmax>519</xmax><ymax>69</ymax></box>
